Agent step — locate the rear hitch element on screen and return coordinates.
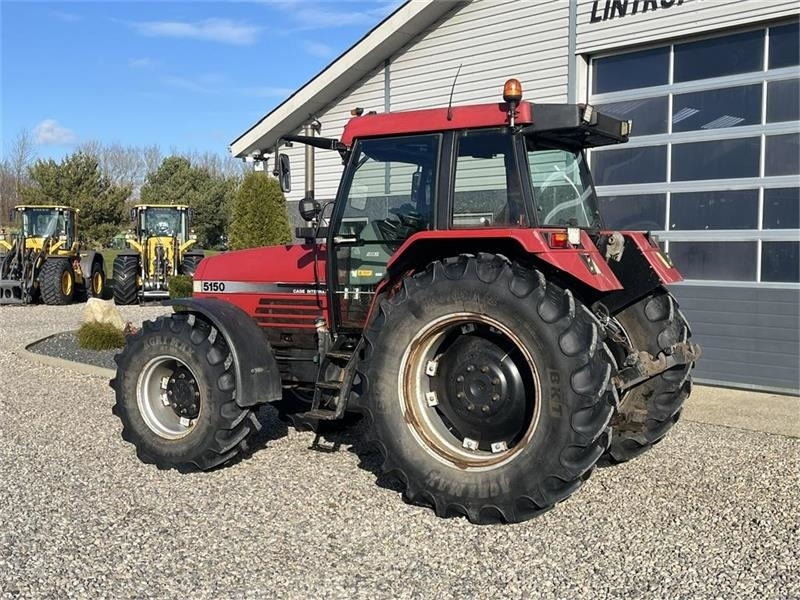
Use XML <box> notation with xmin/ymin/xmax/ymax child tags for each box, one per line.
<box><xmin>613</xmin><ymin>341</ymin><xmax>702</xmax><ymax>391</ymax></box>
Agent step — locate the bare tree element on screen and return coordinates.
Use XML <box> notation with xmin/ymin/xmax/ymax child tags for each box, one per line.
<box><xmin>1</xmin><ymin>129</ymin><xmax>37</xmax><ymax>226</ymax></box>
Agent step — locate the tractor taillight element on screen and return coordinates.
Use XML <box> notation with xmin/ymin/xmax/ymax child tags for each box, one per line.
<box><xmin>548</xmin><ymin>231</ymin><xmax>570</xmax><ymax>249</ymax></box>
<box><xmin>503</xmin><ymin>78</ymin><xmax>523</xmax><ymax>103</ymax></box>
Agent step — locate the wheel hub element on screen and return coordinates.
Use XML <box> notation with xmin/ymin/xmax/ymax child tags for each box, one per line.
<box><xmin>167</xmin><ymin>366</ymin><xmax>200</xmax><ymax>419</ymax></box>
<box><xmin>431</xmin><ymin>334</ymin><xmax>527</xmax><ymax>446</ymax></box>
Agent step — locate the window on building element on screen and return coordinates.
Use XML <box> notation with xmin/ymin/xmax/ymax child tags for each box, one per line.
<box><xmin>589</xmin><ymin>21</ymin><xmax>800</xmax><ymax>284</ymax></box>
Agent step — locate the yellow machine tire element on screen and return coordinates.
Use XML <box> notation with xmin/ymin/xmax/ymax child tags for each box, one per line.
<box><xmin>39</xmin><ymin>258</ymin><xmax>75</xmax><ymax>305</ymax></box>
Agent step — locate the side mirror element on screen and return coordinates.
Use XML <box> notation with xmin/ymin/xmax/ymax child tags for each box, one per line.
<box><xmin>9</xmin><ymin>210</ymin><xmax>17</xmax><ymax>222</ymax></box>
<box><xmin>298</xmin><ymin>197</ymin><xmax>321</xmax><ymax>222</ymax></box>
<box><xmin>130</xmin><ymin>208</ymin><xmax>136</xmax><ymax>221</ymax></box>
<box><xmin>187</xmin><ymin>208</ymin><xmax>194</xmax><ymax>223</ymax></box>
<box><xmin>277</xmin><ymin>153</ymin><xmax>291</xmax><ymax>193</ymax></box>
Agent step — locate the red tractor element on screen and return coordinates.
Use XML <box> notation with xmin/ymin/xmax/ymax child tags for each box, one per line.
<box><xmin>111</xmin><ymin>80</ymin><xmax>700</xmax><ymax>524</ymax></box>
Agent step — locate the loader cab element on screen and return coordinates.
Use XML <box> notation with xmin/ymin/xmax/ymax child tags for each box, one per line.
<box><xmin>18</xmin><ymin>206</ymin><xmax>76</xmax><ymax>251</ymax></box>
<box><xmin>134</xmin><ymin>205</ymin><xmax>191</xmax><ymax>243</ymax></box>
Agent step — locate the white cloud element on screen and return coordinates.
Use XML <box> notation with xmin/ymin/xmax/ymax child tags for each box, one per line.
<box><xmin>50</xmin><ymin>11</ymin><xmax>82</xmax><ymax>23</ymax></box>
<box><xmin>130</xmin><ymin>18</ymin><xmax>259</xmax><ymax>46</ymax></box>
<box><xmin>129</xmin><ymin>57</ymin><xmax>156</xmax><ymax>69</ymax></box>
<box><xmin>33</xmin><ymin>120</ymin><xmax>78</xmax><ymax>146</ymax></box>
<box><xmin>266</xmin><ymin>0</ymin><xmax>400</xmax><ymax>31</ymax></box>
<box><xmin>303</xmin><ymin>41</ymin><xmax>335</xmax><ymax>58</ymax></box>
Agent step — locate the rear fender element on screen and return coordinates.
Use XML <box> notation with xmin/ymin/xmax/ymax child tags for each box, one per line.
<box><xmin>79</xmin><ymin>251</ymin><xmax>103</xmax><ymax>281</ymax></box>
<box><xmin>386</xmin><ymin>229</ymin><xmax>622</xmax><ymax>292</ymax></box>
<box><xmin>166</xmin><ymin>297</ymin><xmax>282</xmax><ymax>407</ymax></box>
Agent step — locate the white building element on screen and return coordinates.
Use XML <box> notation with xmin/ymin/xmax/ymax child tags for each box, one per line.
<box><xmin>231</xmin><ymin>0</ymin><xmax>800</xmax><ymax>393</ymax></box>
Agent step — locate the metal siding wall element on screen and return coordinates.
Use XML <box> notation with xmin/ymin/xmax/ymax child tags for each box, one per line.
<box><xmin>672</xmin><ymin>284</ymin><xmax>800</xmax><ymax>393</ymax></box>
<box><xmin>576</xmin><ymin>0</ymin><xmax>799</xmax><ymax>54</ymax></box>
<box><xmin>390</xmin><ymin>0</ymin><xmax>570</xmax><ymax>110</ymax></box>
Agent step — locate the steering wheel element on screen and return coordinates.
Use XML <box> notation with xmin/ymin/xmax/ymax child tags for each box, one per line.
<box><xmin>376</xmin><ymin>210</ymin><xmax>426</xmax><ymax>242</ymax></box>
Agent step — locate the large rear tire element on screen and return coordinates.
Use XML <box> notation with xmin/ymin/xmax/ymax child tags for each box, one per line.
<box><xmin>357</xmin><ymin>254</ymin><xmax>616</xmax><ymax>524</ymax></box>
<box><xmin>110</xmin><ymin>314</ymin><xmax>261</xmax><ymax>471</ymax></box>
<box><xmin>113</xmin><ymin>254</ymin><xmax>139</xmax><ymax>305</ymax></box>
<box><xmin>39</xmin><ymin>258</ymin><xmax>75</xmax><ymax>305</ymax></box>
<box><xmin>600</xmin><ymin>289</ymin><xmax>693</xmax><ymax>465</ymax></box>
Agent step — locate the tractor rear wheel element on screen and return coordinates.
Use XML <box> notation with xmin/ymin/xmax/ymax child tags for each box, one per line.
<box><xmin>111</xmin><ymin>314</ymin><xmax>261</xmax><ymax>470</ymax></box>
<box><xmin>39</xmin><ymin>258</ymin><xmax>75</xmax><ymax>305</ymax></box>
<box><xmin>358</xmin><ymin>254</ymin><xmax>615</xmax><ymax>524</ymax></box>
<box><xmin>113</xmin><ymin>254</ymin><xmax>139</xmax><ymax>305</ymax></box>
<box><xmin>180</xmin><ymin>253</ymin><xmax>204</xmax><ymax>277</ymax></box>
<box><xmin>600</xmin><ymin>289</ymin><xmax>693</xmax><ymax>465</ymax></box>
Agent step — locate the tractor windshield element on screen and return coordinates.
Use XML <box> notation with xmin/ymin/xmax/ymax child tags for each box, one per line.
<box><xmin>22</xmin><ymin>210</ymin><xmax>64</xmax><ymax>239</ymax></box>
<box><xmin>527</xmin><ymin>144</ymin><xmax>601</xmax><ymax>229</ymax></box>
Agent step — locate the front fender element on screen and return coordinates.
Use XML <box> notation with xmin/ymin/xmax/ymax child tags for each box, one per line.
<box><xmin>166</xmin><ymin>297</ymin><xmax>282</xmax><ymax>407</ymax></box>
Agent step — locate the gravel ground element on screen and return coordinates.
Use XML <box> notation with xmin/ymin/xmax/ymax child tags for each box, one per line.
<box><xmin>1</xmin><ymin>304</ymin><xmax>799</xmax><ymax>600</ymax></box>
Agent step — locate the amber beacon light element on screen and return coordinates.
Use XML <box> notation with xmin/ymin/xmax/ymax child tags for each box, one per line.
<box><xmin>503</xmin><ymin>78</ymin><xmax>523</xmax><ymax>126</ymax></box>
<box><xmin>503</xmin><ymin>78</ymin><xmax>523</xmax><ymax>103</ymax></box>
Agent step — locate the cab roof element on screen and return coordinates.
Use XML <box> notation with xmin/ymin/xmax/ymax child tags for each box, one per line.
<box><xmin>340</xmin><ymin>101</ymin><xmax>533</xmax><ymax>147</ymax></box>
<box><xmin>133</xmin><ymin>204</ymin><xmax>190</xmax><ymax>210</ymax></box>
<box><xmin>15</xmin><ymin>205</ymin><xmax>78</xmax><ymax>212</ymax></box>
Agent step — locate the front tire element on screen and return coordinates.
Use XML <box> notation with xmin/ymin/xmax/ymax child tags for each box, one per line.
<box><xmin>113</xmin><ymin>254</ymin><xmax>139</xmax><ymax>305</ymax></box>
<box><xmin>39</xmin><ymin>258</ymin><xmax>75</xmax><ymax>305</ymax></box>
<box><xmin>110</xmin><ymin>314</ymin><xmax>261</xmax><ymax>470</ymax></box>
<box><xmin>181</xmin><ymin>253</ymin><xmax>204</xmax><ymax>277</ymax></box>
<box><xmin>601</xmin><ymin>289</ymin><xmax>693</xmax><ymax>465</ymax></box>
<box><xmin>358</xmin><ymin>254</ymin><xmax>616</xmax><ymax>524</ymax></box>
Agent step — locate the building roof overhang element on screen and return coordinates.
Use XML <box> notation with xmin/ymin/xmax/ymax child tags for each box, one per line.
<box><xmin>229</xmin><ymin>0</ymin><xmax>463</xmax><ymax>159</ymax></box>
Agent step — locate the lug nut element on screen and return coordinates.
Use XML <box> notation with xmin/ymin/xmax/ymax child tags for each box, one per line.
<box><xmin>466</xmin><ymin>404</ymin><xmax>474</xmax><ymax>412</ymax></box>
<box><xmin>480</xmin><ymin>366</ymin><xmax>489</xmax><ymax>373</ymax></box>
<box><xmin>492</xmin><ymin>377</ymin><xmax>500</xmax><ymax>385</ymax></box>
<box><xmin>456</xmin><ymin>375</ymin><xmax>464</xmax><ymax>383</ymax></box>
<box><xmin>481</xmin><ymin>405</ymin><xmax>490</xmax><ymax>413</ymax></box>
<box><xmin>456</xmin><ymin>392</ymin><xmax>465</xmax><ymax>399</ymax></box>
<box><xmin>466</xmin><ymin>365</ymin><xmax>475</xmax><ymax>372</ymax></box>
<box><xmin>492</xmin><ymin>393</ymin><xmax>500</xmax><ymax>402</ymax></box>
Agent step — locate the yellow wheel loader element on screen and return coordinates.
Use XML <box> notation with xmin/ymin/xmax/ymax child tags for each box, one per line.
<box><xmin>0</xmin><ymin>205</ymin><xmax>106</xmax><ymax>305</ymax></box>
<box><xmin>113</xmin><ymin>204</ymin><xmax>204</xmax><ymax>304</ymax></box>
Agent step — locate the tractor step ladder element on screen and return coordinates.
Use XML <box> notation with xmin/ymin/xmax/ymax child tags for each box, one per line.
<box><xmin>294</xmin><ymin>336</ymin><xmax>363</xmax><ymax>430</ymax></box>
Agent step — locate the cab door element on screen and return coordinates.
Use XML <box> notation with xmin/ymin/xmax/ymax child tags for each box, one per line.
<box><xmin>328</xmin><ymin>133</ymin><xmax>441</xmax><ymax>332</ymax></box>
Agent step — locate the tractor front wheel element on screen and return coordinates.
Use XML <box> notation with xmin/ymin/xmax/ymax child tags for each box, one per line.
<box><xmin>358</xmin><ymin>254</ymin><xmax>615</xmax><ymax>524</ymax></box>
<box><xmin>113</xmin><ymin>254</ymin><xmax>139</xmax><ymax>305</ymax></box>
<box><xmin>39</xmin><ymin>259</ymin><xmax>75</xmax><ymax>305</ymax></box>
<box><xmin>111</xmin><ymin>314</ymin><xmax>261</xmax><ymax>470</ymax></box>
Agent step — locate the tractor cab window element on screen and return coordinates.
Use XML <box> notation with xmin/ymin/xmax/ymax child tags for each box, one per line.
<box><xmin>452</xmin><ymin>129</ymin><xmax>526</xmax><ymax>227</ymax></box>
<box><xmin>527</xmin><ymin>144</ymin><xmax>601</xmax><ymax>229</ymax></box>
<box><xmin>334</xmin><ymin>133</ymin><xmax>439</xmax><ymax>328</ymax></box>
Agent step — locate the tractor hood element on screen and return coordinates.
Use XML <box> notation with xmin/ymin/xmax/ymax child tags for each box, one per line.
<box><xmin>192</xmin><ymin>243</ymin><xmax>325</xmax><ymax>296</ymax></box>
